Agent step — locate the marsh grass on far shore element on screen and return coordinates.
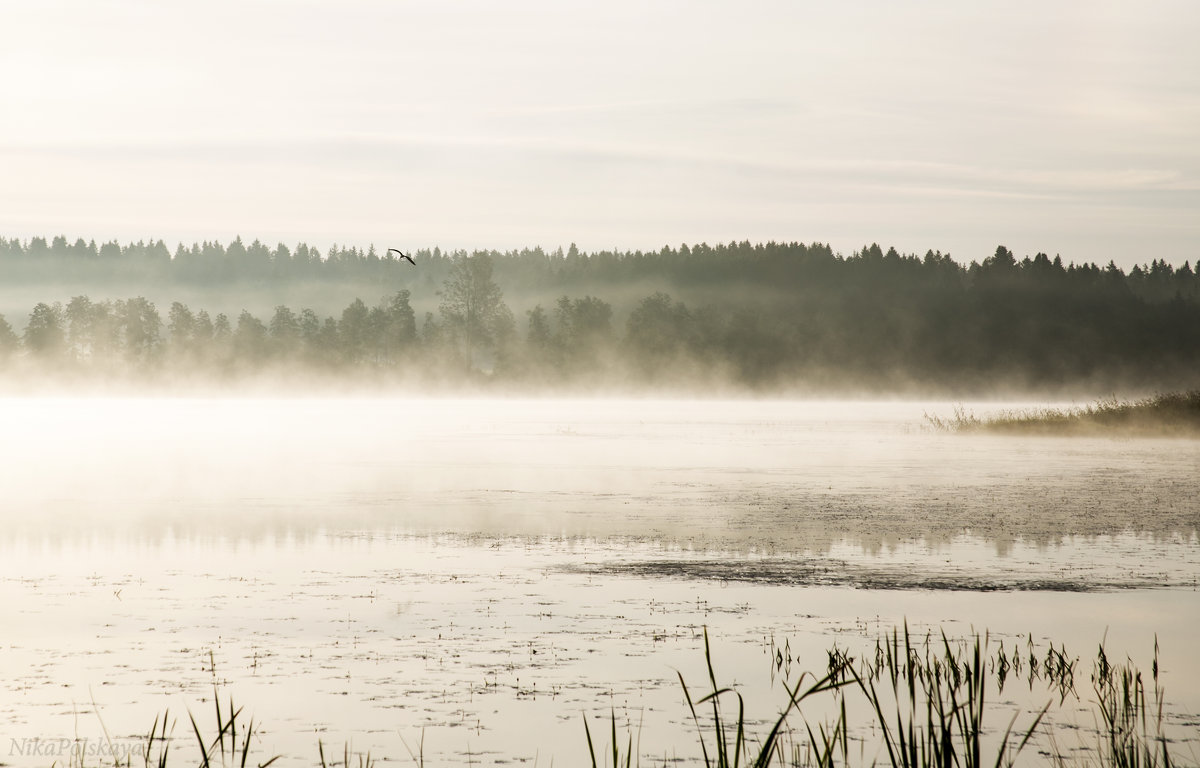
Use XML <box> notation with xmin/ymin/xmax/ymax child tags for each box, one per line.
<box><xmin>925</xmin><ymin>390</ymin><xmax>1200</xmax><ymax>436</ymax></box>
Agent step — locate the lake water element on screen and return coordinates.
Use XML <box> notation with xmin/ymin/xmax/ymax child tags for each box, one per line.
<box><xmin>1</xmin><ymin>398</ymin><xmax>1197</xmax><ymax>766</ymax></box>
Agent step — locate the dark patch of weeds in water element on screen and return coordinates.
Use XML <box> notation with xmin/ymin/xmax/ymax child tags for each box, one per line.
<box><xmin>925</xmin><ymin>390</ymin><xmax>1200</xmax><ymax>437</ymax></box>
<box><xmin>567</xmin><ymin>559</ymin><xmax>1117</xmax><ymax>592</ymax></box>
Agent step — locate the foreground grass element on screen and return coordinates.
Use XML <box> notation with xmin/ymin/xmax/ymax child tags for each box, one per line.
<box><xmin>58</xmin><ymin>628</ymin><xmax>1186</xmax><ymax>768</ymax></box>
<box><xmin>926</xmin><ymin>390</ymin><xmax>1200</xmax><ymax>436</ymax></box>
<box><xmin>586</xmin><ymin>628</ymin><xmax>1182</xmax><ymax>768</ymax></box>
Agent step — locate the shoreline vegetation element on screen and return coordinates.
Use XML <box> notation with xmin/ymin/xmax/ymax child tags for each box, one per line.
<box><xmin>1</xmin><ymin>236</ymin><xmax>1198</xmax><ymax>394</ymax></box>
<box><xmin>49</xmin><ymin>628</ymin><xmax>1183</xmax><ymax>768</ymax></box>
<box><xmin>926</xmin><ymin>391</ymin><xmax>1200</xmax><ymax>437</ymax></box>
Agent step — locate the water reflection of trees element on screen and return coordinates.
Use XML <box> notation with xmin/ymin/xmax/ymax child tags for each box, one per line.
<box><xmin>7</xmin><ymin>469</ymin><xmax>1195</xmax><ymax>563</ymax></box>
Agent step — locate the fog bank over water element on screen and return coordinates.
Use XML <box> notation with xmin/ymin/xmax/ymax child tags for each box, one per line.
<box><xmin>6</xmin><ymin>398</ymin><xmax>1197</xmax><ymax>560</ymax></box>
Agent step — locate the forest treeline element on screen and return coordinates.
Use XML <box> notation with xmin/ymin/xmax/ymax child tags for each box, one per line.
<box><xmin>1</xmin><ymin>235</ymin><xmax>1198</xmax><ymax>304</ymax></box>
<box><xmin>1</xmin><ymin>235</ymin><xmax>1198</xmax><ymax>393</ymax></box>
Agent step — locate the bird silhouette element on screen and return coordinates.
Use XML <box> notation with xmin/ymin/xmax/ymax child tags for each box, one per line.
<box><xmin>388</xmin><ymin>248</ymin><xmax>416</xmax><ymax>265</ymax></box>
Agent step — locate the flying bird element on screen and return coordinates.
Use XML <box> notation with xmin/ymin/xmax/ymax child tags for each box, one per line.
<box><xmin>388</xmin><ymin>248</ymin><xmax>416</xmax><ymax>265</ymax></box>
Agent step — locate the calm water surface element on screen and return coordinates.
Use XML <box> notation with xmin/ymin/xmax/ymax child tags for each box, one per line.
<box><xmin>1</xmin><ymin>398</ymin><xmax>1197</xmax><ymax>765</ymax></box>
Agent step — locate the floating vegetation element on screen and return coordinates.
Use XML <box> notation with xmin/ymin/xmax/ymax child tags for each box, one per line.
<box><xmin>926</xmin><ymin>391</ymin><xmax>1200</xmax><ymax>437</ymax></box>
<box><xmin>56</xmin><ymin>628</ymin><xmax>1183</xmax><ymax>768</ymax></box>
<box><xmin>568</xmin><ymin>558</ymin><xmax>1134</xmax><ymax>592</ymax></box>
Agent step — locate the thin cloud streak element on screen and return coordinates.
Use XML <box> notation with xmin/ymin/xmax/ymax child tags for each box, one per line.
<box><xmin>2</xmin><ymin>1</ymin><xmax>1198</xmax><ymax>265</ymax></box>
<box><xmin>7</xmin><ymin>134</ymin><xmax>1194</xmax><ymax>197</ymax></box>
<box><xmin>5</xmin><ymin>134</ymin><xmax>1197</xmax><ymax>267</ymax></box>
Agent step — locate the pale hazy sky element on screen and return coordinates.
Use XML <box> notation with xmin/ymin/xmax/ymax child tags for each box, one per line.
<box><xmin>2</xmin><ymin>0</ymin><xmax>1198</xmax><ymax>267</ymax></box>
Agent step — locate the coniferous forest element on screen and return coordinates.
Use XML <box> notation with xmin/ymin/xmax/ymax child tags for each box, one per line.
<box><xmin>1</xmin><ymin>234</ymin><xmax>1197</xmax><ymax>394</ymax></box>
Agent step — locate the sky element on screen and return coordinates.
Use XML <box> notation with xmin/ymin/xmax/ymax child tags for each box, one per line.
<box><xmin>2</xmin><ymin>0</ymin><xmax>1198</xmax><ymax>268</ymax></box>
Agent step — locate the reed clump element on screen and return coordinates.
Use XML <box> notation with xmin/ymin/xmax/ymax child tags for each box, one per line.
<box><xmin>1090</xmin><ymin>639</ymin><xmax>1174</xmax><ymax>768</ymax></box>
<box><xmin>586</xmin><ymin>627</ymin><xmax>1185</xmax><ymax>768</ymax></box>
<box><xmin>925</xmin><ymin>390</ymin><xmax>1200</xmax><ymax>436</ymax></box>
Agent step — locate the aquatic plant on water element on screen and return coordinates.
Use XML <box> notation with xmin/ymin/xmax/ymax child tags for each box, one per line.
<box><xmin>57</xmin><ymin>627</ymin><xmax>1184</xmax><ymax>768</ymax></box>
